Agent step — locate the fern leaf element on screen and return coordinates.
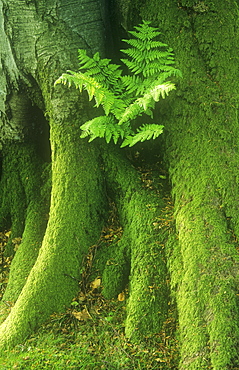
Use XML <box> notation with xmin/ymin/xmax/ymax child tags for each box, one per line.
<box><xmin>118</xmin><ymin>81</ymin><xmax>175</xmax><ymax>125</ymax></box>
<box><xmin>150</xmin><ymin>82</ymin><xmax>176</xmax><ymax>101</ymax></box>
<box><xmin>106</xmin><ymin>123</ymin><xmax>126</xmax><ymax>144</ymax></box>
<box><xmin>128</xmin><ymin>21</ymin><xmax>162</xmax><ymax>41</ymax></box>
<box><xmin>118</xmin><ymin>100</ymin><xmax>144</xmax><ymax>126</ymax></box>
<box><xmin>78</xmin><ymin>49</ymin><xmax>123</xmax><ymax>93</ymax></box>
<box><xmin>122</xmin><ymin>38</ymin><xmax>168</xmax><ymax>51</ymax></box>
<box><xmin>121</xmin><ymin>124</ymin><xmax>164</xmax><ymax>147</ymax></box>
<box><xmin>121</xmin><ymin>48</ymin><xmax>144</xmax><ymax>63</ymax></box>
<box><xmin>121</xmin><ymin>58</ymin><xmax>143</xmax><ymax>75</ymax></box>
<box><xmin>80</xmin><ymin>116</ymin><xmax>107</xmax><ymax>140</ymax></box>
<box><xmin>121</xmin><ymin>75</ymin><xmax>143</xmax><ymax>94</ymax></box>
<box><xmin>120</xmin><ymin>20</ymin><xmax>181</xmax><ymax>84</ymax></box>
<box><xmin>54</xmin><ymin>71</ymin><xmax>100</xmax><ymax>94</ymax></box>
<box><xmin>80</xmin><ymin>115</ymin><xmax>126</xmax><ymax>144</ymax></box>
<box><xmin>78</xmin><ymin>49</ymin><xmax>97</xmax><ymax>69</ymax></box>
<box><xmin>55</xmin><ymin>70</ymin><xmax>126</xmax><ymax>117</ymax></box>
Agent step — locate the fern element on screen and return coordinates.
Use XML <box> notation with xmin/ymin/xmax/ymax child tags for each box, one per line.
<box><xmin>77</xmin><ymin>49</ymin><xmax>123</xmax><ymax>93</ymax></box>
<box><xmin>55</xmin><ymin>71</ymin><xmax>126</xmax><ymax>117</ymax></box>
<box><xmin>121</xmin><ymin>124</ymin><xmax>164</xmax><ymax>148</ymax></box>
<box><xmin>120</xmin><ymin>21</ymin><xmax>181</xmax><ymax>80</ymax></box>
<box><xmin>55</xmin><ymin>21</ymin><xmax>182</xmax><ymax>147</ymax></box>
<box><xmin>80</xmin><ymin>115</ymin><xmax>131</xmax><ymax>144</ymax></box>
<box><xmin>118</xmin><ymin>81</ymin><xmax>175</xmax><ymax>126</ymax></box>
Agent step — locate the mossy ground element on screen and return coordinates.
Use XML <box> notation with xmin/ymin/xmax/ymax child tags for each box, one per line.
<box><xmin>0</xmin><ymin>285</ymin><xmax>179</xmax><ymax>370</ymax></box>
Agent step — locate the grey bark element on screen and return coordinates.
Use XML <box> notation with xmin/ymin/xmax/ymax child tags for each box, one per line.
<box><xmin>0</xmin><ymin>0</ymin><xmax>107</xmax><ymax>147</ymax></box>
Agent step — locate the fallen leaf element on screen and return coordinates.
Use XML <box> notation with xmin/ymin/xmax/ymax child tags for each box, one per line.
<box><xmin>14</xmin><ymin>244</ymin><xmax>20</xmax><ymax>252</ymax></box>
<box><xmin>78</xmin><ymin>292</ymin><xmax>86</xmax><ymax>302</ymax></box>
<box><xmin>90</xmin><ymin>278</ymin><xmax>101</xmax><ymax>290</ymax></box>
<box><xmin>5</xmin><ymin>231</ymin><xmax>11</xmax><ymax>238</ymax></box>
<box><xmin>72</xmin><ymin>308</ymin><xmax>91</xmax><ymax>321</ymax></box>
<box><xmin>118</xmin><ymin>292</ymin><xmax>125</xmax><ymax>301</ymax></box>
<box><xmin>12</xmin><ymin>237</ymin><xmax>22</xmax><ymax>244</ymax></box>
<box><xmin>155</xmin><ymin>358</ymin><xmax>167</xmax><ymax>362</ymax></box>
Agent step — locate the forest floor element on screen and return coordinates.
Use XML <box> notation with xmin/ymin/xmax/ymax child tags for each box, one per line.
<box><xmin>0</xmin><ymin>295</ymin><xmax>178</xmax><ymax>370</ymax></box>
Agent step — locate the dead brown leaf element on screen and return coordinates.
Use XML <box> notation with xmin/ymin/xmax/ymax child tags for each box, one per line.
<box><xmin>72</xmin><ymin>308</ymin><xmax>91</xmax><ymax>321</ymax></box>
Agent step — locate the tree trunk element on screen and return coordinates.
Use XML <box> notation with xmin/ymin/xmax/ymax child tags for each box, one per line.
<box><xmin>0</xmin><ymin>0</ymin><xmax>107</xmax><ymax>349</ymax></box>
<box><xmin>1</xmin><ymin>0</ymin><xmax>239</xmax><ymax>368</ymax></box>
<box><xmin>133</xmin><ymin>0</ymin><xmax>239</xmax><ymax>368</ymax></box>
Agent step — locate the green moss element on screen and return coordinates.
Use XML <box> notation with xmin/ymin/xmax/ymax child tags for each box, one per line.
<box><xmin>123</xmin><ymin>193</ymin><xmax>169</xmax><ymax>341</ymax></box>
<box><xmin>125</xmin><ymin>0</ymin><xmax>239</xmax><ymax>367</ymax></box>
<box><xmin>101</xmin><ymin>145</ymin><xmax>169</xmax><ymax>341</ymax></box>
<box><xmin>0</xmin><ymin>143</ymin><xmax>50</xmax><ymax>318</ymax></box>
<box><xmin>0</xmin><ymin>143</ymin><xmax>46</xmax><ymax>255</ymax></box>
<box><xmin>101</xmin><ymin>238</ymin><xmax>130</xmax><ymax>299</ymax></box>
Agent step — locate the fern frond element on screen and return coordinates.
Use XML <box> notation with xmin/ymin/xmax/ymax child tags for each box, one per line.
<box><xmin>80</xmin><ymin>115</ymin><xmax>127</xmax><ymax>144</ymax></box>
<box><xmin>122</xmin><ymin>76</ymin><xmax>158</xmax><ymax>96</ymax></box>
<box><xmin>128</xmin><ymin>21</ymin><xmax>162</xmax><ymax>41</ymax></box>
<box><xmin>121</xmin><ymin>48</ymin><xmax>144</xmax><ymax>64</ymax></box>
<box><xmin>121</xmin><ymin>124</ymin><xmax>164</xmax><ymax>147</ymax></box>
<box><xmin>118</xmin><ymin>81</ymin><xmax>175</xmax><ymax>125</ymax></box>
<box><xmin>123</xmin><ymin>38</ymin><xmax>168</xmax><ymax>51</ymax></box>
<box><xmin>55</xmin><ymin>20</ymin><xmax>182</xmax><ymax>148</ymax></box>
<box><xmin>78</xmin><ymin>49</ymin><xmax>123</xmax><ymax>93</ymax></box>
<box><xmin>118</xmin><ymin>100</ymin><xmax>145</xmax><ymax>126</ymax></box>
<box><xmin>150</xmin><ymin>82</ymin><xmax>176</xmax><ymax>100</ymax></box>
<box><xmin>121</xmin><ymin>21</ymin><xmax>180</xmax><ymax>82</ymax></box>
<box><xmin>55</xmin><ymin>71</ymin><xmax>126</xmax><ymax>117</ymax></box>
<box><xmin>143</xmin><ymin>61</ymin><xmax>175</xmax><ymax>78</ymax></box>
<box><xmin>121</xmin><ymin>49</ymin><xmax>176</xmax><ymax>78</ymax></box>
<box><xmin>121</xmin><ymin>75</ymin><xmax>143</xmax><ymax>94</ymax></box>
<box><xmin>54</xmin><ymin>71</ymin><xmax>101</xmax><ymax>96</ymax></box>
<box><xmin>80</xmin><ymin>116</ymin><xmax>107</xmax><ymax>141</ymax></box>
<box><xmin>162</xmin><ymin>67</ymin><xmax>183</xmax><ymax>78</ymax></box>
<box><xmin>120</xmin><ymin>58</ymin><xmax>143</xmax><ymax>75</ymax></box>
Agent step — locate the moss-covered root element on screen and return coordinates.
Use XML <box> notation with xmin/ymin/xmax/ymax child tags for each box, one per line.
<box><xmin>168</xmin><ymin>193</ymin><xmax>239</xmax><ymax>369</ymax></box>
<box><xmin>0</xmin><ymin>143</ymin><xmax>49</xmax><ymax>320</ymax></box>
<box><xmin>124</xmin><ymin>196</ymin><xmax>168</xmax><ymax>342</ymax></box>
<box><xmin>101</xmin><ymin>235</ymin><xmax>130</xmax><ymax>300</ymax></box>
<box><xmin>1</xmin><ymin>200</ymin><xmax>49</xmax><ymax>309</ymax></box>
<box><xmin>102</xmin><ymin>146</ymin><xmax>168</xmax><ymax>341</ymax></box>
<box><xmin>0</xmin><ymin>143</ymin><xmax>44</xmax><ymax>256</ymax></box>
